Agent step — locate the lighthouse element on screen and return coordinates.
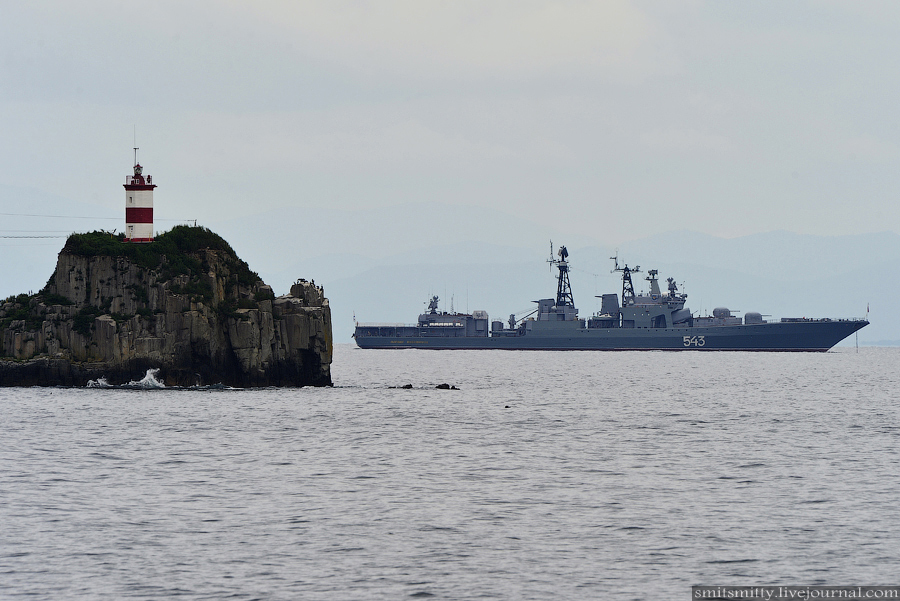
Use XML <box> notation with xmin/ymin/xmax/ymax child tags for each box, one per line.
<box><xmin>123</xmin><ymin>150</ymin><xmax>156</xmax><ymax>243</ymax></box>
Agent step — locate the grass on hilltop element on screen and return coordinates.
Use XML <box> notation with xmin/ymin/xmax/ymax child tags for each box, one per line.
<box><xmin>60</xmin><ymin>225</ymin><xmax>260</xmax><ymax>285</ymax></box>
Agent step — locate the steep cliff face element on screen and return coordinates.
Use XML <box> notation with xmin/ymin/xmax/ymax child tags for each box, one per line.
<box><xmin>0</xmin><ymin>227</ymin><xmax>332</xmax><ymax>387</ymax></box>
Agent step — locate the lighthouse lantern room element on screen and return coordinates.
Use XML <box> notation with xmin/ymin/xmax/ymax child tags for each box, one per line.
<box><xmin>124</xmin><ymin>149</ymin><xmax>156</xmax><ymax>243</ymax></box>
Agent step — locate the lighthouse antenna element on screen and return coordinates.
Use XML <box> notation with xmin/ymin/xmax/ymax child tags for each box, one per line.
<box><xmin>133</xmin><ymin>125</ymin><xmax>138</xmax><ymax>166</ymax></box>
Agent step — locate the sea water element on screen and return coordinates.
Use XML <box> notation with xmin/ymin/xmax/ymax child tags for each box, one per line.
<box><xmin>1</xmin><ymin>345</ymin><xmax>898</xmax><ymax>600</ymax></box>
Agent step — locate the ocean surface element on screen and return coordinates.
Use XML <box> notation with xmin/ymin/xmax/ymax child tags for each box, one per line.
<box><xmin>2</xmin><ymin>344</ymin><xmax>899</xmax><ymax>600</ymax></box>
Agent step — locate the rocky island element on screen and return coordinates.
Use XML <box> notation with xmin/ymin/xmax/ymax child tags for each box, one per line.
<box><xmin>0</xmin><ymin>226</ymin><xmax>332</xmax><ymax>387</ymax></box>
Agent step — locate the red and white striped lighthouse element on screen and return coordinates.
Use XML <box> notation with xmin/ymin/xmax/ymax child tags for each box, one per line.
<box><xmin>123</xmin><ymin>151</ymin><xmax>156</xmax><ymax>243</ymax></box>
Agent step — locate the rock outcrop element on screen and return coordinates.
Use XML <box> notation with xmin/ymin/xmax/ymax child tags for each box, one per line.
<box><xmin>0</xmin><ymin>227</ymin><xmax>332</xmax><ymax>387</ymax></box>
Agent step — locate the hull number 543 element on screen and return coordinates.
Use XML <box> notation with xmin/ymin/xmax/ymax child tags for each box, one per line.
<box><xmin>683</xmin><ymin>335</ymin><xmax>706</xmax><ymax>347</ymax></box>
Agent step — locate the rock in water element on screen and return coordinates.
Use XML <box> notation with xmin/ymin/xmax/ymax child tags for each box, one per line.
<box><xmin>0</xmin><ymin>227</ymin><xmax>332</xmax><ymax>387</ymax></box>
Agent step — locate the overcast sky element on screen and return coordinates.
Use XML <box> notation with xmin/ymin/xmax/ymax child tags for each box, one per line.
<box><xmin>2</xmin><ymin>1</ymin><xmax>899</xmax><ymax>248</ymax></box>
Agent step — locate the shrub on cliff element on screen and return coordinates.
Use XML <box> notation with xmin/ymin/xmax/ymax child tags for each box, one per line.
<box><xmin>5</xmin><ymin>226</ymin><xmax>266</xmax><ymax>339</ymax></box>
<box><xmin>61</xmin><ymin>226</ymin><xmax>260</xmax><ymax>284</ymax></box>
<box><xmin>0</xmin><ymin>291</ymin><xmax>48</xmax><ymax>330</ymax></box>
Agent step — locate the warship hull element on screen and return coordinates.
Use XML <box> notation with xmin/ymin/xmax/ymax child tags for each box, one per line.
<box><xmin>354</xmin><ymin>320</ymin><xmax>867</xmax><ymax>351</ymax></box>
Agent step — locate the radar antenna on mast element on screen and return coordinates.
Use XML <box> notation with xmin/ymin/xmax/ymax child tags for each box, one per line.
<box><xmin>611</xmin><ymin>253</ymin><xmax>641</xmax><ymax>306</ymax></box>
<box><xmin>549</xmin><ymin>244</ymin><xmax>574</xmax><ymax>307</ymax></box>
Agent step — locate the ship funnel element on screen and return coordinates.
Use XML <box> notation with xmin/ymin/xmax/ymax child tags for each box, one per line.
<box><xmin>600</xmin><ymin>294</ymin><xmax>620</xmax><ymax>316</ymax></box>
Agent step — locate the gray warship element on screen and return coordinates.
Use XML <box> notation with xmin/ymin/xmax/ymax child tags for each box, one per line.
<box><xmin>353</xmin><ymin>246</ymin><xmax>868</xmax><ymax>351</ymax></box>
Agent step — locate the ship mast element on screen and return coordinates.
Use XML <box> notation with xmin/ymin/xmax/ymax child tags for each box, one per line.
<box><xmin>550</xmin><ymin>245</ymin><xmax>575</xmax><ymax>307</ymax></box>
<box><xmin>611</xmin><ymin>254</ymin><xmax>641</xmax><ymax>307</ymax></box>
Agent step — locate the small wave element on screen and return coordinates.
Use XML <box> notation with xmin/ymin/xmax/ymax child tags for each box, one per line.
<box><xmin>86</xmin><ymin>377</ymin><xmax>111</xmax><ymax>388</ymax></box>
<box><xmin>87</xmin><ymin>369</ymin><xmax>166</xmax><ymax>389</ymax></box>
<box><xmin>125</xmin><ymin>368</ymin><xmax>166</xmax><ymax>389</ymax></box>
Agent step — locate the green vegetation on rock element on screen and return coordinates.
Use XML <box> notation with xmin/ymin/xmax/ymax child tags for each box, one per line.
<box><xmin>2</xmin><ymin>226</ymin><xmax>264</xmax><ymax>335</ymax></box>
<box><xmin>72</xmin><ymin>305</ymin><xmax>104</xmax><ymax>337</ymax></box>
<box><xmin>60</xmin><ymin>225</ymin><xmax>260</xmax><ymax>285</ymax></box>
